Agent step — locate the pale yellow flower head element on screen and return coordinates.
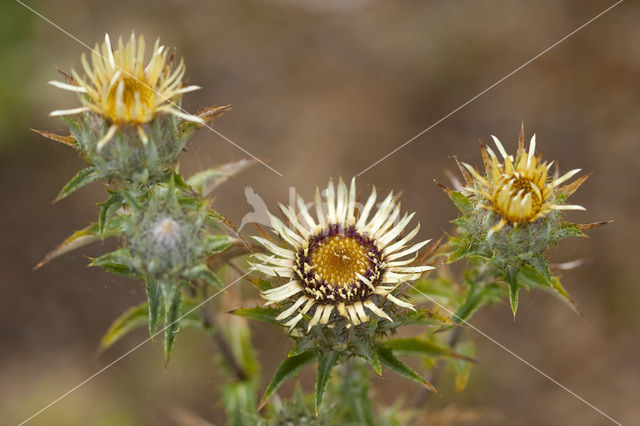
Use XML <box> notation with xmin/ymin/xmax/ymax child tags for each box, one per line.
<box><xmin>461</xmin><ymin>127</ymin><xmax>586</xmax><ymax>234</ymax></box>
<box><xmin>252</xmin><ymin>178</ymin><xmax>434</xmax><ymax>331</ymax></box>
<box><xmin>49</xmin><ymin>33</ymin><xmax>203</xmax><ymax>150</ymax></box>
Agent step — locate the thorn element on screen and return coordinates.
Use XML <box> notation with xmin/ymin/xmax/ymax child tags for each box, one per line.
<box><xmin>433</xmin><ymin>179</ymin><xmax>453</xmax><ymax>195</ymax></box>
<box><xmin>518</xmin><ymin>121</ymin><xmax>525</xmax><ymax>155</ymax></box>
<box><xmin>576</xmin><ymin>220</ymin><xmax>613</xmax><ymax>231</ymax></box>
<box><xmin>453</xmin><ymin>155</ymin><xmax>472</xmax><ymax>185</ymax></box>
<box><xmin>195</xmin><ymin>104</ymin><xmax>232</xmax><ymax>123</ymax></box>
<box><xmin>31</xmin><ymin>129</ymin><xmax>77</xmax><ymax>148</ymax></box>
<box><xmin>55</xmin><ymin>67</ymin><xmax>76</xmax><ymax>84</ymax></box>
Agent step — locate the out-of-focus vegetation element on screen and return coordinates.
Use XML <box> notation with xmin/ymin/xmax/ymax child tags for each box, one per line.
<box><xmin>1</xmin><ymin>1</ymin><xmax>638</xmax><ymax>425</ymax></box>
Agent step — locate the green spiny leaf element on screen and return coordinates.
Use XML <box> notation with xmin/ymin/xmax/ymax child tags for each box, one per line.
<box><xmin>202</xmin><ymin>234</ymin><xmax>232</xmax><ymax>256</ymax></box>
<box><xmin>506</xmin><ymin>266</ymin><xmax>519</xmax><ymax>317</ymax></box>
<box><xmin>554</xmin><ymin>222</ymin><xmax>586</xmax><ymax>239</ymax></box>
<box><xmin>161</xmin><ymin>280</ymin><xmax>182</xmax><ymax>364</ymax></box>
<box><xmin>55</xmin><ymin>167</ymin><xmax>99</xmax><ymax>202</ymax></box>
<box><xmin>289</xmin><ymin>332</ymin><xmax>315</xmax><ymax>357</ymax></box>
<box><xmin>315</xmin><ymin>350</ymin><xmax>339</xmax><ymax>415</ymax></box>
<box><xmin>98</xmin><ymin>191</ymin><xmax>124</xmax><ymax>234</ymax></box>
<box><xmin>453</xmin><ymin>282</ymin><xmax>504</xmax><ymax>324</ymax></box>
<box><xmin>188</xmin><ymin>264</ymin><xmax>223</xmax><ymax>289</ymax></box>
<box><xmin>119</xmin><ymin>189</ymin><xmax>143</xmax><ymax>214</ymax></box>
<box><xmin>35</xmin><ymin>223</ymin><xmax>100</xmax><ymax>269</ymax></box>
<box><xmin>385</xmin><ymin>337</ymin><xmax>474</xmax><ymax>362</ymax></box>
<box><xmin>99</xmin><ymin>302</ymin><xmax>148</xmax><ymax>352</ymax></box>
<box><xmin>259</xmin><ymin>351</ymin><xmax>317</xmax><ymax>410</ymax></box>
<box><xmin>355</xmin><ymin>340</ymin><xmax>382</xmax><ymax>375</ymax></box>
<box><xmin>449</xmin><ymin>191</ymin><xmax>474</xmax><ymax>214</ymax></box>
<box><xmin>376</xmin><ymin>345</ymin><xmax>436</xmax><ymax>392</ymax></box>
<box><xmin>146</xmin><ymin>278</ymin><xmax>162</xmax><ymax>335</ymax></box>
<box><xmin>517</xmin><ymin>262</ymin><xmax>551</xmax><ymax>289</ymax></box>
<box><xmin>548</xmin><ymin>277</ymin><xmax>584</xmax><ymax>318</ymax></box>
<box><xmin>231</xmin><ymin>306</ymin><xmax>281</xmax><ymax>326</ymax></box>
<box><xmin>171</xmin><ymin>172</ymin><xmax>190</xmax><ymax>191</ymax></box>
<box><xmin>89</xmin><ymin>248</ymin><xmax>136</xmax><ymax>277</ymax></box>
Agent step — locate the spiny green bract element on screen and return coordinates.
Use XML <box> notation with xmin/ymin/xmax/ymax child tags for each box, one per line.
<box><xmin>60</xmin><ymin>110</ymin><xmax>194</xmax><ymax>184</ymax></box>
<box><xmin>90</xmin><ymin>179</ymin><xmax>232</xmax><ymax>361</ymax></box>
<box><xmin>126</xmin><ymin>185</ymin><xmax>208</xmax><ymax>278</ymax></box>
<box><xmin>235</xmin><ymin>284</ymin><xmax>471</xmax><ymax>414</ymax></box>
<box><xmin>445</xmin><ymin>189</ymin><xmax>588</xmax><ymax>316</ymax></box>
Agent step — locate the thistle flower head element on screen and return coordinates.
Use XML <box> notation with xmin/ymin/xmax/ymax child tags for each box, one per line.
<box><xmin>441</xmin><ymin>125</ymin><xmax>600</xmax><ymax>317</ymax></box>
<box><xmin>461</xmin><ymin>127</ymin><xmax>585</xmax><ymax>234</ymax></box>
<box><xmin>127</xmin><ymin>189</ymin><xmax>205</xmax><ymax>278</ymax></box>
<box><xmin>252</xmin><ymin>177</ymin><xmax>434</xmax><ymax>332</ymax></box>
<box><xmin>49</xmin><ymin>33</ymin><xmax>203</xmax><ymax>150</ymax></box>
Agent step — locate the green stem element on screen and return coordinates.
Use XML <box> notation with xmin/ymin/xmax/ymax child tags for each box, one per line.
<box><xmin>189</xmin><ymin>284</ymin><xmax>248</xmax><ymax>381</ymax></box>
<box><xmin>337</xmin><ymin>359</ymin><xmax>375</xmax><ymax>425</ymax></box>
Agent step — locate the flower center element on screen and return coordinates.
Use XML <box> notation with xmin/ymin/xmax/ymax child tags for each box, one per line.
<box><xmin>493</xmin><ymin>174</ymin><xmax>544</xmax><ymax>222</ymax></box>
<box><xmin>150</xmin><ymin>217</ymin><xmax>183</xmax><ymax>248</ymax></box>
<box><xmin>106</xmin><ymin>75</ymin><xmax>156</xmax><ymax>123</ymax></box>
<box><xmin>295</xmin><ymin>226</ymin><xmax>383</xmax><ymax>304</ymax></box>
<box><xmin>310</xmin><ymin>235</ymin><xmax>370</xmax><ymax>287</ymax></box>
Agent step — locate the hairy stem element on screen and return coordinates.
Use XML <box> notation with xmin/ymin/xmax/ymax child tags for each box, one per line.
<box><xmin>190</xmin><ymin>283</ymin><xmax>248</xmax><ymax>381</ymax></box>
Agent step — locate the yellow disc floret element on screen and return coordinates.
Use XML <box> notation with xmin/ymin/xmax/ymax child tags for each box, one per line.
<box><xmin>310</xmin><ymin>235</ymin><xmax>371</xmax><ymax>288</ymax></box>
<box><xmin>461</xmin><ymin>127</ymin><xmax>585</xmax><ymax>234</ymax></box>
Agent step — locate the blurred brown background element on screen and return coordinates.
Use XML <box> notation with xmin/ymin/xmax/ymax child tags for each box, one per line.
<box><xmin>1</xmin><ymin>0</ymin><xmax>638</xmax><ymax>425</ymax></box>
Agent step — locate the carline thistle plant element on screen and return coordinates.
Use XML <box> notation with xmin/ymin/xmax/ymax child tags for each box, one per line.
<box><xmin>35</xmin><ymin>32</ymin><xmax>612</xmax><ymax>426</ymax></box>
<box><xmin>241</xmin><ymin>177</ymin><xmax>462</xmax><ymax>414</ymax></box>
<box><xmin>35</xmin><ymin>32</ymin><xmax>252</xmax><ymax>363</ymax></box>
<box><xmin>37</xmin><ymin>33</ymin><xmax>230</xmax><ymax>188</ymax></box>
<box><xmin>439</xmin><ymin>125</ymin><xmax>610</xmax><ymax>317</ymax></box>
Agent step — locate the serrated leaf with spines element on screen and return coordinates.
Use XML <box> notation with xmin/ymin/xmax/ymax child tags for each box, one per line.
<box><xmin>506</xmin><ymin>266</ymin><xmax>520</xmax><ymax>318</ymax></box>
<box><xmin>452</xmin><ymin>282</ymin><xmax>504</xmax><ymax>324</ymax></box>
<box><xmin>146</xmin><ymin>278</ymin><xmax>162</xmax><ymax>335</ymax></box>
<box><xmin>161</xmin><ymin>280</ymin><xmax>183</xmax><ymax>364</ymax></box>
<box><xmin>187</xmin><ymin>264</ymin><xmax>223</xmax><ymax>290</ymax></box>
<box><xmin>231</xmin><ymin>306</ymin><xmax>281</xmax><ymax>326</ymax></box>
<box><xmin>385</xmin><ymin>337</ymin><xmax>475</xmax><ymax>362</ymax></box>
<box><xmin>549</xmin><ymin>277</ymin><xmax>584</xmax><ymax>318</ymax></box>
<box><xmin>288</xmin><ymin>332</ymin><xmax>315</xmax><ymax>357</ymax></box>
<box><xmin>98</xmin><ymin>191</ymin><xmax>124</xmax><ymax>235</ymax></box>
<box><xmin>99</xmin><ymin>302</ymin><xmax>148</xmax><ymax>352</ymax></box>
<box><xmin>517</xmin><ymin>262</ymin><xmax>551</xmax><ymax>289</ymax></box>
<box><xmin>376</xmin><ymin>345</ymin><xmax>436</xmax><ymax>392</ymax></box>
<box><xmin>55</xmin><ymin>167</ymin><xmax>100</xmax><ymax>202</ymax></box>
<box><xmin>35</xmin><ymin>223</ymin><xmax>100</xmax><ymax>269</ymax></box>
<box><xmin>315</xmin><ymin>350</ymin><xmax>339</xmax><ymax>414</ymax></box>
<box><xmin>89</xmin><ymin>248</ymin><xmax>137</xmax><ymax>277</ymax></box>
<box><xmin>355</xmin><ymin>340</ymin><xmax>382</xmax><ymax>375</ymax></box>
<box><xmin>259</xmin><ymin>351</ymin><xmax>317</xmax><ymax>410</ymax></box>
<box><xmin>202</xmin><ymin>235</ymin><xmax>232</xmax><ymax>256</ymax></box>
<box><xmin>449</xmin><ymin>191</ymin><xmax>474</xmax><ymax>215</ymax></box>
